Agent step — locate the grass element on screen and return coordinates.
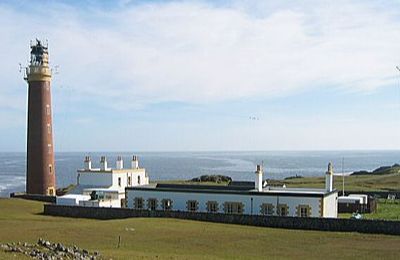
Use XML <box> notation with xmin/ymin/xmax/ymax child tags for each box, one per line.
<box><xmin>279</xmin><ymin>172</ymin><xmax>400</xmax><ymax>192</ymax></box>
<box><xmin>339</xmin><ymin>199</ymin><xmax>400</xmax><ymax>221</ymax></box>
<box><xmin>1</xmin><ymin>199</ymin><xmax>400</xmax><ymax>259</ymax></box>
<box><xmin>155</xmin><ymin>172</ymin><xmax>400</xmax><ymax>192</ymax></box>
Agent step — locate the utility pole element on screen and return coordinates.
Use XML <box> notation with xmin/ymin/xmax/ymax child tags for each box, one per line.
<box><xmin>342</xmin><ymin>157</ymin><xmax>345</xmax><ymax>196</ymax></box>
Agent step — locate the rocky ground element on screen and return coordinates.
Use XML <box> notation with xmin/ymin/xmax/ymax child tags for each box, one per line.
<box><xmin>0</xmin><ymin>238</ymin><xmax>102</xmax><ymax>260</ymax></box>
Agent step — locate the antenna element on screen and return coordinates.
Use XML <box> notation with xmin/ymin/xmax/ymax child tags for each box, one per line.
<box><xmin>342</xmin><ymin>157</ymin><xmax>345</xmax><ymax>196</ymax></box>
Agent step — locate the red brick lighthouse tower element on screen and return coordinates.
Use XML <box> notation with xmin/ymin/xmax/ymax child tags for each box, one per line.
<box><xmin>24</xmin><ymin>39</ymin><xmax>56</xmax><ymax>196</ymax></box>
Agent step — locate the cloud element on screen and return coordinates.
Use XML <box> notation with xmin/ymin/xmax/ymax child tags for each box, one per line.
<box><xmin>0</xmin><ymin>0</ymin><xmax>400</xmax><ymax>111</ymax></box>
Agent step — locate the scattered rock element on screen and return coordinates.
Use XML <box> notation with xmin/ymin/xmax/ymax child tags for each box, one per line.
<box><xmin>1</xmin><ymin>240</ymin><xmax>102</xmax><ymax>259</ymax></box>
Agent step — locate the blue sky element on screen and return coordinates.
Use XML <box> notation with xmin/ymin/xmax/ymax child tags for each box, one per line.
<box><xmin>0</xmin><ymin>0</ymin><xmax>400</xmax><ymax>151</ymax></box>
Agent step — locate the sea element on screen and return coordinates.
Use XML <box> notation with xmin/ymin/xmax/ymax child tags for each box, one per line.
<box><xmin>1</xmin><ymin>151</ymin><xmax>399</xmax><ymax>197</ymax></box>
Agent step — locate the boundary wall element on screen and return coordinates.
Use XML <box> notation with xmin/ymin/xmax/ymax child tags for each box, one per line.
<box><xmin>44</xmin><ymin>204</ymin><xmax>400</xmax><ymax>236</ymax></box>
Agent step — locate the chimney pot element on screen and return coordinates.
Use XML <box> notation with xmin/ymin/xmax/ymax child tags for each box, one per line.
<box><xmin>100</xmin><ymin>156</ymin><xmax>108</xmax><ymax>171</ymax></box>
<box><xmin>131</xmin><ymin>155</ymin><xmax>139</xmax><ymax>169</ymax></box>
<box><xmin>116</xmin><ymin>156</ymin><xmax>124</xmax><ymax>170</ymax></box>
<box><xmin>255</xmin><ymin>164</ymin><xmax>263</xmax><ymax>192</ymax></box>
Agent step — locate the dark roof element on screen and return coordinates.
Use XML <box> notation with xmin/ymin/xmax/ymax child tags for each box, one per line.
<box><xmin>228</xmin><ymin>181</ymin><xmax>255</xmax><ymax>188</ymax></box>
<box><xmin>156</xmin><ymin>183</ymin><xmax>252</xmax><ymax>191</ymax></box>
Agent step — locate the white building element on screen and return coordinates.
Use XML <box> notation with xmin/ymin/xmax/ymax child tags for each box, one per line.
<box><xmin>57</xmin><ymin>155</ymin><xmax>149</xmax><ymax>207</ymax></box>
<box><xmin>126</xmin><ymin>163</ymin><xmax>338</xmax><ymax>218</ymax></box>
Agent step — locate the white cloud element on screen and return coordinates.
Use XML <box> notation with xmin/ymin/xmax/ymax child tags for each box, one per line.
<box><xmin>0</xmin><ymin>1</ymin><xmax>400</xmax><ymax>110</ymax></box>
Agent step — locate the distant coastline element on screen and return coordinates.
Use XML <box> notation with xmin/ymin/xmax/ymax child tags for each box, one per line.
<box><xmin>1</xmin><ymin>150</ymin><xmax>400</xmax><ymax>197</ymax></box>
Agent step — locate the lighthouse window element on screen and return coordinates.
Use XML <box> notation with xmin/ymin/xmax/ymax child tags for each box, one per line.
<box><xmin>298</xmin><ymin>205</ymin><xmax>311</xmax><ymax>217</ymax></box>
<box><xmin>46</xmin><ymin>105</ymin><xmax>50</xmax><ymax>115</ymax></box>
<box><xmin>118</xmin><ymin>177</ymin><xmax>121</xmax><ymax>187</ymax></box>
<box><xmin>47</xmin><ymin>144</ymin><xmax>52</xmax><ymax>154</ymax></box>
<box><xmin>223</xmin><ymin>202</ymin><xmax>244</xmax><ymax>214</ymax></box>
<box><xmin>134</xmin><ymin>197</ymin><xmax>144</xmax><ymax>209</ymax></box>
<box><xmin>47</xmin><ymin>124</ymin><xmax>51</xmax><ymax>134</ymax></box>
<box><xmin>162</xmin><ymin>199</ymin><xmax>173</xmax><ymax>211</ymax></box>
<box><xmin>49</xmin><ymin>164</ymin><xmax>52</xmax><ymax>174</ymax></box>
<box><xmin>186</xmin><ymin>200</ymin><xmax>198</xmax><ymax>212</ymax></box>
<box><xmin>206</xmin><ymin>201</ymin><xmax>219</xmax><ymax>213</ymax></box>
<box><xmin>260</xmin><ymin>203</ymin><xmax>274</xmax><ymax>215</ymax></box>
<box><xmin>128</xmin><ymin>176</ymin><xmax>131</xmax><ymax>186</ymax></box>
<box><xmin>138</xmin><ymin>176</ymin><xmax>141</xmax><ymax>185</ymax></box>
<box><xmin>147</xmin><ymin>198</ymin><xmax>158</xmax><ymax>211</ymax></box>
<box><xmin>277</xmin><ymin>204</ymin><xmax>289</xmax><ymax>216</ymax></box>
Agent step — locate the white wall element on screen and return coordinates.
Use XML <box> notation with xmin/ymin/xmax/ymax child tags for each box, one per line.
<box><xmin>75</xmin><ymin>169</ymin><xmax>148</xmax><ymax>208</ymax></box>
<box><xmin>79</xmin><ymin>199</ymin><xmax>121</xmax><ymax>208</ymax></box>
<box><xmin>78</xmin><ymin>172</ymin><xmax>113</xmax><ymax>187</ymax></box>
<box><xmin>323</xmin><ymin>192</ymin><xmax>338</xmax><ymax>218</ymax></box>
<box><xmin>126</xmin><ymin>189</ymin><xmax>332</xmax><ymax>218</ymax></box>
<box><xmin>78</xmin><ymin>169</ymin><xmax>148</xmax><ymax>191</ymax></box>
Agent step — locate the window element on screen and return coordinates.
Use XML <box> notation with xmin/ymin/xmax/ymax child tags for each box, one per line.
<box><xmin>223</xmin><ymin>202</ymin><xmax>244</xmax><ymax>214</ymax></box>
<box><xmin>49</xmin><ymin>164</ymin><xmax>53</xmax><ymax>174</ymax></box>
<box><xmin>118</xmin><ymin>177</ymin><xmax>121</xmax><ymax>187</ymax></box>
<box><xmin>147</xmin><ymin>198</ymin><xmax>158</xmax><ymax>211</ymax></box>
<box><xmin>46</xmin><ymin>105</ymin><xmax>50</xmax><ymax>115</ymax></box>
<box><xmin>277</xmin><ymin>204</ymin><xmax>289</xmax><ymax>216</ymax></box>
<box><xmin>260</xmin><ymin>203</ymin><xmax>274</xmax><ymax>215</ymax></box>
<box><xmin>47</xmin><ymin>144</ymin><xmax>52</xmax><ymax>155</ymax></box>
<box><xmin>161</xmin><ymin>199</ymin><xmax>173</xmax><ymax>211</ymax></box>
<box><xmin>297</xmin><ymin>205</ymin><xmax>311</xmax><ymax>217</ymax></box>
<box><xmin>138</xmin><ymin>176</ymin><xmax>141</xmax><ymax>185</ymax></box>
<box><xmin>47</xmin><ymin>123</ymin><xmax>51</xmax><ymax>134</ymax></box>
<box><xmin>206</xmin><ymin>201</ymin><xmax>219</xmax><ymax>213</ymax></box>
<box><xmin>128</xmin><ymin>176</ymin><xmax>131</xmax><ymax>186</ymax></box>
<box><xmin>134</xmin><ymin>197</ymin><xmax>144</xmax><ymax>210</ymax></box>
<box><xmin>187</xmin><ymin>200</ymin><xmax>198</xmax><ymax>212</ymax></box>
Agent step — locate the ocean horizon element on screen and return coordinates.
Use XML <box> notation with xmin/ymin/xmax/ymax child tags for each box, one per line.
<box><xmin>1</xmin><ymin>150</ymin><xmax>399</xmax><ymax>197</ymax></box>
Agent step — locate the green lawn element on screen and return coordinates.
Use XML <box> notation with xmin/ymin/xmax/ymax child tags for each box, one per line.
<box><xmin>279</xmin><ymin>172</ymin><xmax>400</xmax><ymax>192</ymax></box>
<box><xmin>158</xmin><ymin>172</ymin><xmax>400</xmax><ymax>192</ymax></box>
<box><xmin>339</xmin><ymin>199</ymin><xmax>400</xmax><ymax>221</ymax></box>
<box><xmin>1</xmin><ymin>199</ymin><xmax>400</xmax><ymax>259</ymax></box>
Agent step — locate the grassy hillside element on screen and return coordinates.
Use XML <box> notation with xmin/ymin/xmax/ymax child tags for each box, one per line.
<box><xmin>277</xmin><ymin>172</ymin><xmax>400</xmax><ymax>192</ymax></box>
<box><xmin>161</xmin><ymin>168</ymin><xmax>400</xmax><ymax>192</ymax></box>
<box><xmin>1</xmin><ymin>199</ymin><xmax>400</xmax><ymax>259</ymax></box>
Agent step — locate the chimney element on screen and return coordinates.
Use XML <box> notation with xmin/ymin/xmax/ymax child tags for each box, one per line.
<box><xmin>131</xmin><ymin>155</ymin><xmax>139</xmax><ymax>169</ymax></box>
<box><xmin>325</xmin><ymin>162</ymin><xmax>334</xmax><ymax>192</ymax></box>
<box><xmin>84</xmin><ymin>156</ymin><xmax>92</xmax><ymax>170</ymax></box>
<box><xmin>100</xmin><ymin>156</ymin><xmax>109</xmax><ymax>171</ymax></box>
<box><xmin>116</xmin><ymin>156</ymin><xmax>124</xmax><ymax>170</ymax></box>
<box><xmin>255</xmin><ymin>164</ymin><xmax>263</xmax><ymax>192</ymax></box>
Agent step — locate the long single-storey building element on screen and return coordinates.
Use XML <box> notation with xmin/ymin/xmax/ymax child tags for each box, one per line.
<box><xmin>126</xmin><ymin>164</ymin><xmax>338</xmax><ymax>218</ymax></box>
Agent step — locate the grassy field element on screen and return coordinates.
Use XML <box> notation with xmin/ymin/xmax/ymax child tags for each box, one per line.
<box><xmin>1</xmin><ymin>199</ymin><xmax>400</xmax><ymax>259</ymax></box>
<box><xmin>157</xmin><ymin>171</ymin><xmax>400</xmax><ymax>192</ymax></box>
<box><xmin>277</xmin><ymin>172</ymin><xmax>400</xmax><ymax>192</ymax></box>
<box><xmin>339</xmin><ymin>199</ymin><xmax>400</xmax><ymax>220</ymax></box>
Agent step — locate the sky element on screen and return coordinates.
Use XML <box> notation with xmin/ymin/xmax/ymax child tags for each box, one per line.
<box><xmin>0</xmin><ymin>0</ymin><xmax>400</xmax><ymax>152</ymax></box>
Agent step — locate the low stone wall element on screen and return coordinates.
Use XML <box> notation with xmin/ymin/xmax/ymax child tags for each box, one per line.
<box><xmin>44</xmin><ymin>204</ymin><xmax>400</xmax><ymax>236</ymax></box>
<box><xmin>11</xmin><ymin>192</ymin><xmax>56</xmax><ymax>203</ymax></box>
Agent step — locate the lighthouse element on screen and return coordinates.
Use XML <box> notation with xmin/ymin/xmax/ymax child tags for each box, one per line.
<box><xmin>24</xmin><ymin>39</ymin><xmax>56</xmax><ymax>196</ymax></box>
